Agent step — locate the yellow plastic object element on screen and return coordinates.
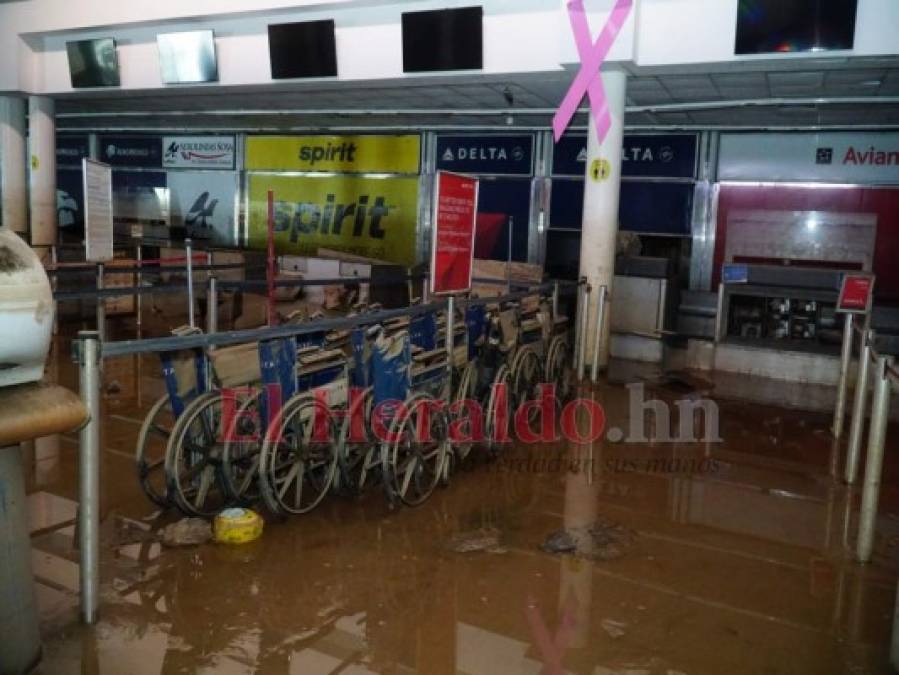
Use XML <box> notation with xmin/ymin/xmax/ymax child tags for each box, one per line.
<box><xmin>213</xmin><ymin>508</ymin><xmax>263</xmax><ymax>545</ymax></box>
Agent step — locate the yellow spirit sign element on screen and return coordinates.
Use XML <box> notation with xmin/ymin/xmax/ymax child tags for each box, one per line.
<box><xmin>247</xmin><ymin>174</ymin><xmax>420</xmax><ymax>266</ymax></box>
<box><xmin>246</xmin><ymin>134</ymin><xmax>421</xmax><ymax>174</ymax></box>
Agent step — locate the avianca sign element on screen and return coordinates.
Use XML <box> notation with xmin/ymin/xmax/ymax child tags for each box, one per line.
<box><xmin>719</xmin><ymin>132</ymin><xmax>899</xmax><ymax>185</ymax></box>
<box><xmin>843</xmin><ymin>146</ymin><xmax>899</xmax><ymax>166</ymax></box>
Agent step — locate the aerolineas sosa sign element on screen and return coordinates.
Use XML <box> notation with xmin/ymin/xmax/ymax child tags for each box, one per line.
<box><xmin>163</xmin><ymin>136</ymin><xmax>236</xmax><ymax>169</ymax></box>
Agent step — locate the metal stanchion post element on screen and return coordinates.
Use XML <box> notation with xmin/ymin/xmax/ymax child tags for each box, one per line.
<box><xmin>591</xmin><ymin>285</ymin><xmax>608</xmax><ymax>383</ymax></box>
<box><xmin>446</xmin><ymin>295</ymin><xmax>455</xmax><ymax>380</ymax></box>
<box><xmin>577</xmin><ymin>283</ymin><xmax>591</xmax><ymax>380</ymax></box>
<box><xmin>207</xmin><ymin>276</ymin><xmax>218</xmax><ymax>336</ymax></box>
<box><xmin>714</xmin><ymin>282</ymin><xmax>725</xmax><ymax>342</ymax></box>
<box><xmin>573</xmin><ymin>280</ymin><xmax>585</xmax><ymax>369</ymax></box>
<box><xmin>506</xmin><ymin>216</ymin><xmax>514</xmax><ymax>294</ymax></box>
<box><xmin>96</xmin><ymin>263</ymin><xmax>106</xmax><ymax>342</ymax></box>
<box><xmin>185</xmin><ymin>238</ymin><xmax>196</xmax><ymax>329</ymax></box>
<box><xmin>135</xmin><ymin>245</ymin><xmax>142</xmax><ymax>335</ymax></box>
<box><xmin>833</xmin><ymin>312</ymin><xmax>855</xmax><ymax>438</ymax></box>
<box><xmin>552</xmin><ymin>281</ymin><xmax>560</xmax><ymax>320</ymax></box>
<box><xmin>857</xmin><ymin>355</ymin><xmax>893</xmax><ymax>563</ymax></box>
<box><xmin>75</xmin><ymin>331</ymin><xmax>101</xmax><ymax>623</ymax></box>
<box><xmin>846</xmin><ymin>329</ymin><xmax>875</xmax><ymax>484</ymax></box>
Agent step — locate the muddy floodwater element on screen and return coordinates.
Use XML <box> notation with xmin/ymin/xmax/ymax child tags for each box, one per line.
<box><xmin>20</xmin><ymin>332</ymin><xmax>899</xmax><ymax>674</ymax></box>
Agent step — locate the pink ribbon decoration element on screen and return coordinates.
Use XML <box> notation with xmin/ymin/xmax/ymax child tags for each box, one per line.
<box><xmin>553</xmin><ymin>0</ymin><xmax>634</xmax><ymax>143</ymax></box>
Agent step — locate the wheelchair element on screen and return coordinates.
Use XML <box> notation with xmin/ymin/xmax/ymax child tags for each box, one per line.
<box><xmin>134</xmin><ymin>327</ymin><xmax>209</xmax><ymax>509</ymax></box>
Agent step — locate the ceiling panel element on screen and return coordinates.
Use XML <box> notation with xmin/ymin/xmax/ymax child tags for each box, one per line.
<box><xmin>54</xmin><ymin>58</ymin><xmax>899</xmax><ymax>131</ymax></box>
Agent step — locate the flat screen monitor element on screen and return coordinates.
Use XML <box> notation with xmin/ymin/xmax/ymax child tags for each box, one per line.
<box><xmin>268</xmin><ymin>20</ymin><xmax>337</xmax><ymax>79</ymax></box>
<box><xmin>66</xmin><ymin>38</ymin><xmax>120</xmax><ymax>88</ymax></box>
<box><xmin>402</xmin><ymin>6</ymin><xmax>483</xmax><ymax>72</ymax></box>
<box><xmin>735</xmin><ymin>0</ymin><xmax>857</xmax><ymax>54</ymax></box>
<box><xmin>157</xmin><ymin>30</ymin><xmax>218</xmax><ymax>84</ymax></box>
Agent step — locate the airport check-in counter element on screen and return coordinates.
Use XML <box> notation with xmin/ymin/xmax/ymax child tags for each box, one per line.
<box><xmin>609</xmin><ymin>256</ymin><xmax>679</xmax><ymax>362</ymax></box>
<box><xmin>672</xmin><ymin>264</ymin><xmax>899</xmax><ymax>371</ymax></box>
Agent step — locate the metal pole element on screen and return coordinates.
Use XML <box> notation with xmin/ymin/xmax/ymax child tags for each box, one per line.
<box><xmin>591</xmin><ymin>285</ymin><xmax>608</xmax><ymax>383</ymax></box>
<box><xmin>266</xmin><ymin>190</ymin><xmax>277</xmax><ymax>326</ymax></box>
<box><xmin>135</xmin><ymin>244</ymin><xmax>142</xmax><ymax>335</ymax></box>
<box><xmin>207</xmin><ymin>275</ymin><xmax>218</xmax><ymax>336</ymax></box>
<box><xmin>573</xmin><ymin>280</ymin><xmax>586</xmax><ymax>369</ymax></box>
<box><xmin>577</xmin><ymin>283</ymin><xmax>591</xmax><ymax>380</ymax></box>
<box><xmin>76</xmin><ymin>331</ymin><xmax>101</xmax><ymax>623</ymax></box>
<box><xmin>833</xmin><ymin>312</ymin><xmax>855</xmax><ymax>438</ymax></box>
<box><xmin>857</xmin><ymin>355</ymin><xmax>893</xmax><ymax>563</ymax></box>
<box><xmin>506</xmin><ymin>216</ymin><xmax>514</xmax><ymax>294</ymax></box>
<box><xmin>846</xmin><ymin>329</ymin><xmax>875</xmax><ymax>484</ymax></box>
<box><xmin>714</xmin><ymin>282</ymin><xmax>725</xmax><ymax>342</ymax></box>
<box><xmin>446</xmin><ymin>295</ymin><xmax>455</xmax><ymax>381</ymax></box>
<box><xmin>185</xmin><ymin>238</ymin><xmax>196</xmax><ymax>329</ymax></box>
<box><xmin>551</xmin><ymin>281</ymin><xmax>560</xmax><ymax>320</ymax></box>
<box><xmin>96</xmin><ymin>263</ymin><xmax>106</xmax><ymax>342</ymax></box>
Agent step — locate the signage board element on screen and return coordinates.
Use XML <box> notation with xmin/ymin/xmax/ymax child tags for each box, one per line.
<box><xmin>552</xmin><ymin>133</ymin><xmax>698</xmax><ymax>178</ymax></box>
<box><xmin>246</xmin><ymin>134</ymin><xmax>421</xmax><ymax>174</ymax></box>
<box><xmin>247</xmin><ymin>174</ymin><xmax>419</xmax><ymax>266</ymax></box>
<box><xmin>435</xmin><ymin>134</ymin><xmax>534</xmax><ymax>176</ymax></box>
<box><xmin>168</xmin><ymin>171</ymin><xmax>239</xmax><ymax>245</ymax></box>
<box><xmin>163</xmin><ymin>135</ymin><xmax>236</xmax><ymax>170</ymax></box>
<box><xmin>83</xmin><ymin>159</ymin><xmax>113</xmax><ymax>262</ymax></box>
<box><xmin>430</xmin><ymin>171</ymin><xmax>479</xmax><ymax>294</ymax></box>
<box><xmin>99</xmin><ymin>135</ymin><xmax>163</xmax><ymax>168</ymax></box>
<box><xmin>837</xmin><ymin>274</ymin><xmax>875</xmax><ymax>314</ymax></box>
<box><xmin>722</xmin><ymin>263</ymin><xmax>749</xmax><ymax>284</ymax></box>
<box><xmin>719</xmin><ymin>132</ymin><xmax>899</xmax><ymax>185</ymax></box>
<box><xmin>56</xmin><ymin>135</ymin><xmax>90</xmax><ymax>165</ymax></box>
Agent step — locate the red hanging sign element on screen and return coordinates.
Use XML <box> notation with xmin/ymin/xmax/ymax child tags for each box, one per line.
<box><xmin>837</xmin><ymin>274</ymin><xmax>875</xmax><ymax>314</ymax></box>
<box><xmin>430</xmin><ymin>171</ymin><xmax>479</xmax><ymax>295</ymax></box>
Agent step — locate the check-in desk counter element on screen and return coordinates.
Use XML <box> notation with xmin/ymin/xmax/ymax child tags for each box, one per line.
<box><xmin>609</xmin><ymin>256</ymin><xmax>679</xmax><ymax>363</ymax></box>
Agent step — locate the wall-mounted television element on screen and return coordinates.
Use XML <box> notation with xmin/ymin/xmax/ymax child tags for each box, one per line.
<box><xmin>735</xmin><ymin>0</ymin><xmax>858</xmax><ymax>54</ymax></box>
<box><xmin>268</xmin><ymin>20</ymin><xmax>337</xmax><ymax>79</ymax></box>
<box><xmin>157</xmin><ymin>30</ymin><xmax>218</xmax><ymax>84</ymax></box>
<box><xmin>66</xmin><ymin>38</ymin><xmax>120</xmax><ymax>88</ymax></box>
<box><xmin>402</xmin><ymin>6</ymin><xmax>483</xmax><ymax>72</ymax></box>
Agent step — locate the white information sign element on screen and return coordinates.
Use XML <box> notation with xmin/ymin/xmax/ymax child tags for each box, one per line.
<box><xmin>83</xmin><ymin>158</ymin><xmax>113</xmax><ymax>262</ymax></box>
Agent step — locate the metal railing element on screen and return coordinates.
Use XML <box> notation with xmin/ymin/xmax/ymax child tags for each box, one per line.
<box><xmin>70</xmin><ymin>276</ymin><xmax>579</xmax><ymax>622</ymax></box>
<box><xmin>838</xmin><ymin>319</ymin><xmax>899</xmax><ymax>563</ymax></box>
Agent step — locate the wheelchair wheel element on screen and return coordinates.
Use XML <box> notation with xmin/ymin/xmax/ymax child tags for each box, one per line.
<box><xmin>511</xmin><ymin>345</ymin><xmax>542</xmax><ymax>409</ymax></box>
<box><xmin>546</xmin><ymin>336</ymin><xmax>574</xmax><ymax>404</ymax></box>
<box><xmin>258</xmin><ymin>393</ymin><xmax>339</xmax><ymax>516</ymax></box>
<box><xmin>164</xmin><ymin>391</ymin><xmax>230</xmax><ymax>517</ymax></box>
<box><xmin>450</xmin><ymin>361</ymin><xmax>479</xmax><ymax>465</ymax></box>
<box><xmin>484</xmin><ymin>364</ymin><xmax>512</xmax><ymax>456</ymax></box>
<box><xmin>335</xmin><ymin>387</ymin><xmax>374</xmax><ymax>496</ymax></box>
<box><xmin>221</xmin><ymin>389</ymin><xmax>264</xmax><ymax>505</ymax></box>
<box><xmin>381</xmin><ymin>393</ymin><xmax>449</xmax><ymax>507</ymax></box>
<box><xmin>135</xmin><ymin>394</ymin><xmax>176</xmax><ymax>508</ymax></box>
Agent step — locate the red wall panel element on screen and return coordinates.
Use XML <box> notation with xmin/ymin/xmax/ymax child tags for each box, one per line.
<box><xmin>713</xmin><ymin>184</ymin><xmax>899</xmax><ymax>302</ymax></box>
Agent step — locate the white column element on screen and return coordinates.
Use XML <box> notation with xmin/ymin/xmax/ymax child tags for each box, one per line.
<box><xmin>0</xmin><ymin>96</ymin><xmax>27</xmax><ymax>234</ymax></box>
<box><xmin>29</xmin><ymin>96</ymin><xmax>56</xmax><ymax>247</ymax></box>
<box><xmin>578</xmin><ymin>67</ymin><xmax>627</xmax><ymax>371</ymax></box>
